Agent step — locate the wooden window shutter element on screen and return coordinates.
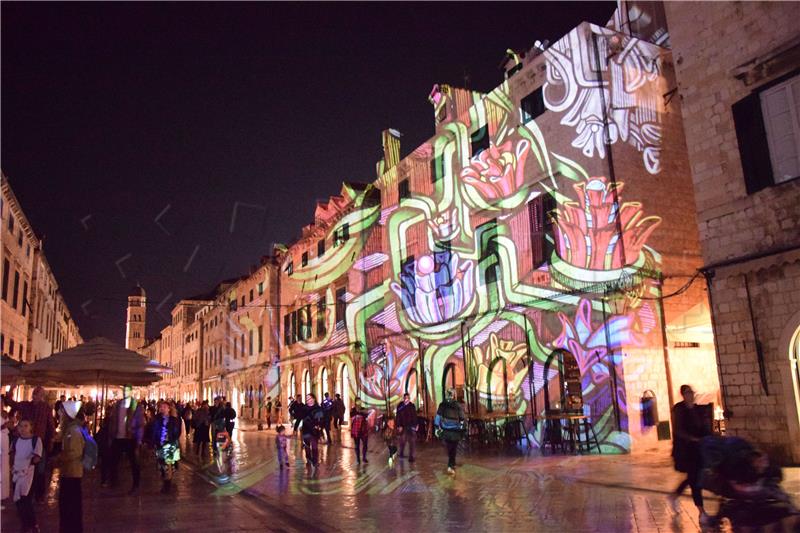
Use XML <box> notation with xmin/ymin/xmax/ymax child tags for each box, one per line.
<box><xmin>732</xmin><ymin>92</ymin><xmax>774</xmax><ymax>194</ymax></box>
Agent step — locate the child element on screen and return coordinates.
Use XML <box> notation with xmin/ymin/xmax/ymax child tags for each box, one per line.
<box><xmin>276</xmin><ymin>425</ymin><xmax>289</xmax><ymax>468</ymax></box>
<box><xmin>383</xmin><ymin>417</ymin><xmax>398</xmax><ymax>466</ymax></box>
<box><xmin>12</xmin><ymin>419</ymin><xmax>42</xmax><ymax>532</ymax></box>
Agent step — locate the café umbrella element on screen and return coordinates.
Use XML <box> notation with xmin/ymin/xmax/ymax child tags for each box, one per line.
<box><xmin>0</xmin><ymin>353</ymin><xmax>23</xmax><ymax>384</ymax></box>
<box><xmin>20</xmin><ymin>337</ymin><xmax>170</xmax><ymax>432</ymax></box>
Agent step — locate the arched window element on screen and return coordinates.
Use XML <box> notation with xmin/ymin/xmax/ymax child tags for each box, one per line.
<box><xmin>288</xmin><ymin>371</ymin><xmax>296</xmax><ymax>402</ymax></box>
<box><xmin>302</xmin><ymin>369</ymin><xmax>311</xmax><ymax>399</ymax></box>
<box><xmin>318</xmin><ymin>366</ymin><xmax>328</xmax><ymax>400</ymax></box>
<box><xmin>487</xmin><ymin>357</ymin><xmax>509</xmax><ymax>413</ymax></box>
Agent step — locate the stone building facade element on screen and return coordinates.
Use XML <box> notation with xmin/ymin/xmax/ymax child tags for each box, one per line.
<box><xmin>1</xmin><ymin>175</ymin><xmax>82</xmax><ymax>368</ymax></box>
<box><xmin>275</xmin><ymin>11</ymin><xmax>719</xmax><ymax>452</ymax></box>
<box><xmin>665</xmin><ymin>1</ymin><xmax>800</xmax><ymax>463</ymax></box>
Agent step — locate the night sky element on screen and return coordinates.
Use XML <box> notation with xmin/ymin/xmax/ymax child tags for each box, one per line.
<box><xmin>2</xmin><ymin>2</ymin><xmax>615</xmax><ymax>343</ymax></box>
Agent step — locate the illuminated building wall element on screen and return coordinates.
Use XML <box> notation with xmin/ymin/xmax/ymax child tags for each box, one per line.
<box><xmin>276</xmin><ymin>20</ymin><xmax>719</xmax><ymax>452</ymax></box>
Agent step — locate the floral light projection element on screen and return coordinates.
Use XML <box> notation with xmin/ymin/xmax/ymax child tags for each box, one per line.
<box><xmin>280</xmin><ymin>23</ymin><xmax>671</xmax><ymax>454</ymax></box>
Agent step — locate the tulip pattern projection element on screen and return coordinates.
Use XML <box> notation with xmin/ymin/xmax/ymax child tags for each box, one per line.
<box><xmin>282</xmin><ymin>24</ymin><xmax>669</xmax><ymax>453</ymax></box>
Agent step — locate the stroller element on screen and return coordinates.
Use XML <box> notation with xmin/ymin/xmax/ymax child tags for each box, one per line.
<box><xmin>699</xmin><ymin>436</ymin><xmax>799</xmax><ymax>531</ymax></box>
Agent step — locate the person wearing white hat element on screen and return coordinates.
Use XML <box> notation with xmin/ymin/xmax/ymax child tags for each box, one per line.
<box><xmin>58</xmin><ymin>400</ymin><xmax>84</xmax><ymax>533</ymax></box>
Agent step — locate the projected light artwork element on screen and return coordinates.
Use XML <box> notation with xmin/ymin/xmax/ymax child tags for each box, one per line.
<box><xmin>279</xmin><ymin>24</ymin><xmax>669</xmax><ymax>452</ymax></box>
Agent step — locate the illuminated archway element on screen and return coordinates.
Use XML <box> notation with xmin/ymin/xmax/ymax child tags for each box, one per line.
<box><xmin>318</xmin><ymin>366</ymin><xmax>329</xmax><ymax>401</ymax></box>
<box><xmin>405</xmin><ymin>368</ymin><xmax>420</xmax><ymax>407</ymax></box>
<box><xmin>442</xmin><ymin>362</ymin><xmax>457</xmax><ymax>400</ymax></box>
<box><xmin>543</xmin><ymin>349</ymin><xmax>581</xmax><ymax>413</ymax></box>
<box><xmin>288</xmin><ymin>371</ymin><xmax>296</xmax><ymax>403</ymax></box>
<box><xmin>337</xmin><ymin>363</ymin><xmax>351</xmax><ymax>422</ymax></box>
<box><xmin>779</xmin><ymin>312</ymin><xmax>800</xmax><ymax>463</ymax></box>
<box><xmin>302</xmin><ymin>369</ymin><xmax>311</xmax><ymax>399</ymax></box>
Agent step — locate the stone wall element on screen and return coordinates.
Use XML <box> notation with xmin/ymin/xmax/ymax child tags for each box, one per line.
<box><xmin>665</xmin><ymin>1</ymin><xmax>800</xmax><ymax>462</ymax></box>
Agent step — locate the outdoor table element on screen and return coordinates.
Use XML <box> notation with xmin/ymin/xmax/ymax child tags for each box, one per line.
<box><xmin>540</xmin><ymin>412</ymin><xmax>599</xmax><ymax>455</ymax></box>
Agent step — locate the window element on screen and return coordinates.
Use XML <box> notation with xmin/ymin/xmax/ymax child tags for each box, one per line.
<box><xmin>733</xmin><ymin>72</ymin><xmax>800</xmax><ymax>194</ymax></box>
<box><xmin>303</xmin><ymin>304</ymin><xmax>312</xmax><ymax>340</ymax></box>
<box><xmin>249</xmin><ymin>289</ymin><xmax>254</xmax><ymax>302</ymax></box>
<box><xmin>302</xmin><ymin>251</ymin><xmax>309</xmax><ymax>267</ymax></box>
<box><xmin>284</xmin><ymin>314</ymin><xmax>291</xmax><ymax>346</ymax></box>
<box><xmin>1</xmin><ymin>259</ymin><xmax>8</xmax><ymax>301</ymax></box>
<box><xmin>7</xmin><ymin>214</ymin><xmax>13</xmax><ymax>232</ymax></box>
<box><xmin>478</xmin><ymin>220</ymin><xmax>499</xmax><ymax>285</ymax></box>
<box><xmin>398</xmin><ymin>178</ymin><xmax>410</xmax><ymax>200</ymax></box>
<box><xmin>317</xmin><ymin>239</ymin><xmax>325</xmax><ymax>257</ymax></box>
<box><xmin>286</xmin><ymin>261</ymin><xmax>293</xmax><ymax>276</ymax></box>
<box><xmin>317</xmin><ymin>295</ymin><xmax>327</xmax><ymax>336</ymax></box>
<box><xmin>229</xmin><ymin>299</ymin><xmax>237</xmax><ymax>311</ymax></box>
<box><xmin>11</xmin><ymin>270</ymin><xmax>19</xmax><ymax>310</ymax></box>
<box><xmin>241</xmin><ymin>333</ymin><xmax>245</xmax><ymax>357</ymax></box>
<box><xmin>334</xmin><ymin>223</ymin><xmax>350</xmax><ymax>246</ymax></box>
<box><xmin>249</xmin><ymin>330</ymin><xmax>254</xmax><ymax>356</ymax></box>
<box><xmin>17</xmin><ymin>230</ymin><xmax>22</xmax><ymax>247</ymax></box>
<box><xmin>241</xmin><ymin>295</ymin><xmax>245</xmax><ymax>307</ymax></box>
<box><xmin>470</xmin><ymin>124</ymin><xmax>489</xmax><ymax>157</ymax></box>
<box><xmin>9</xmin><ymin>340</ymin><xmax>14</xmax><ymax>359</ymax></box>
<box><xmin>258</xmin><ymin>325</ymin><xmax>263</xmax><ymax>352</ymax></box>
<box><xmin>528</xmin><ymin>194</ymin><xmax>557</xmax><ymax>267</ymax></box>
<box><xmin>431</xmin><ymin>154</ymin><xmax>444</xmax><ymax>183</ymax></box>
<box><xmin>291</xmin><ymin>311</ymin><xmax>298</xmax><ymax>344</ymax></box>
<box><xmin>335</xmin><ymin>287</ymin><xmax>346</xmax><ymax>330</ymax></box>
<box><xmin>521</xmin><ymin>87</ymin><xmax>545</xmax><ymax>123</ymax></box>
<box><xmin>258</xmin><ymin>282</ymin><xmax>264</xmax><ymax>295</ymax></box>
<box><xmin>234</xmin><ymin>337</ymin><xmax>239</xmax><ymax>357</ymax></box>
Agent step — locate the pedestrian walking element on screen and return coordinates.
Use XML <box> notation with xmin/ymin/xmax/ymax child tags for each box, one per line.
<box><xmin>106</xmin><ymin>385</ymin><xmax>145</xmax><ymax>494</ymax></box>
<box><xmin>11</xmin><ymin>418</ymin><xmax>42</xmax><ymax>532</ymax></box>
<box><xmin>300</xmin><ymin>394</ymin><xmax>324</xmax><ymax>468</ymax></box>
<box><xmin>223</xmin><ymin>402</ymin><xmax>236</xmax><ymax>437</ymax></box>
<box><xmin>192</xmin><ymin>401</ymin><xmax>211</xmax><ymax>457</ymax></box>
<box><xmin>58</xmin><ymin>400</ymin><xmax>85</xmax><ymax>533</ymax></box>
<box><xmin>289</xmin><ymin>394</ymin><xmax>305</xmax><ymax>435</ymax></box>
<box><xmin>383</xmin><ymin>417</ymin><xmax>398</xmax><ymax>466</ymax></box>
<box><xmin>150</xmin><ymin>400</ymin><xmax>182</xmax><ymax>494</ymax></box>
<box><xmin>396</xmin><ymin>393</ymin><xmax>418</xmax><ymax>462</ymax></box>
<box><xmin>321</xmin><ymin>392</ymin><xmax>333</xmax><ymax>443</ymax></box>
<box><xmin>4</xmin><ymin>385</ymin><xmax>55</xmax><ymax>502</ymax></box>
<box><xmin>182</xmin><ymin>402</ymin><xmax>194</xmax><ymax>436</ymax></box>
<box><xmin>434</xmin><ymin>389</ymin><xmax>466</xmax><ymax>475</ymax></box>
<box><xmin>265</xmin><ymin>397</ymin><xmax>273</xmax><ymax>429</ymax></box>
<box><xmin>669</xmin><ymin>384</ymin><xmax>712</xmax><ymax>526</ymax></box>
<box><xmin>275</xmin><ymin>425</ymin><xmax>290</xmax><ymax>468</ymax></box>
<box><xmin>274</xmin><ymin>398</ymin><xmax>283</xmax><ymax>425</ymax></box>
<box><xmin>350</xmin><ymin>402</ymin><xmax>370</xmax><ymax>464</ymax></box>
<box><xmin>332</xmin><ymin>394</ymin><xmax>345</xmax><ymax>429</ymax></box>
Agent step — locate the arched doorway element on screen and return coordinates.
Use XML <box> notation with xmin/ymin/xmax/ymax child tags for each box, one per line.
<box><xmin>442</xmin><ymin>362</ymin><xmax>457</xmax><ymax>401</ymax></box>
<box><xmin>779</xmin><ymin>315</ymin><xmax>800</xmax><ymax>463</ymax></box>
<box><xmin>487</xmin><ymin>357</ymin><xmax>509</xmax><ymax>414</ymax></box>
<box><xmin>337</xmin><ymin>363</ymin><xmax>351</xmax><ymax>422</ymax></box>
<box><xmin>318</xmin><ymin>366</ymin><xmax>328</xmax><ymax>401</ymax></box>
<box><xmin>543</xmin><ymin>349</ymin><xmax>582</xmax><ymax>413</ymax></box>
<box><xmin>288</xmin><ymin>371</ymin><xmax>296</xmax><ymax>403</ymax></box>
<box><xmin>302</xmin><ymin>369</ymin><xmax>311</xmax><ymax>399</ymax></box>
<box><xmin>405</xmin><ymin>368</ymin><xmax>419</xmax><ymax>407</ymax></box>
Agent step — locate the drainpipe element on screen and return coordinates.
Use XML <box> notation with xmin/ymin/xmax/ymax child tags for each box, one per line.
<box><xmin>656</xmin><ymin>274</ymin><xmax>676</xmax><ymax>410</ymax></box>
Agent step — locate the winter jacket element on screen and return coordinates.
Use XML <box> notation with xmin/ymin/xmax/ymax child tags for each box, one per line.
<box><xmin>435</xmin><ymin>400</ymin><xmax>465</xmax><ymax>442</ymax></box>
<box><xmin>60</xmin><ymin>420</ymin><xmax>85</xmax><ymax>478</ymax></box>
<box><xmin>350</xmin><ymin>410</ymin><xmax>370</xmax><ymax>439</ymax></box>
<box><xmin>150</xmin><ymin>415</ymin><xmax>182</xmax><ymax>447</ymax></box>
<box><xmin>301</xmin><ymin>405</ymin><xmax>324</xmax><ymax>437</ymax></box>
<box><xmin>396</xmin><ymin>402</ymin><xmax>419</xmax><ymax>432</ymax></box>
<box><xmin>671</xmin><ymin>401</ymin><xmax>710</xmax><ymax>473</ymax></box>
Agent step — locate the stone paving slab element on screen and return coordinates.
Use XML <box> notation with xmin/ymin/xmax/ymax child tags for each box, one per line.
<box><xmin>3</xmin><ymin>424</ymin><xmax>799</xmax><ymax>532</ymax></box>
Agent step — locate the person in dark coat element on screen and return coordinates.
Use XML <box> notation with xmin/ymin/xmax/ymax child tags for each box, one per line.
<box><xmin>395</xmin><ymin>393</ymin><xmax>419</xmax><ymax>462</ymax></box>
<box><xmin>289</xmin><ymin>395</ymin><xmax>305</xmax><ymax>435</ymax></box>
<box><xmin>150</xmin><ymin>400</ymin><xmax>182</xmax><ymax>493</ymax></box>
<box><xmin>332</xmin><ymin>394</ymin><xmax>345</xmax><ymax>429</ymax></box>
<box><xmin>192</xmin><ymin>401</ymin><xmax>211</xmax><ymax>457</ymax></box>
<box><xmin>669</xmin><ymin>384</ymin><xmax>712</xmax><ymax>526</ymax></box>
<box><xmin>300</xmin><ymin>395</ymin><xmax>324</xmax><ymax>468</ymax></box>
<box><xmin>434</xmin><ymin>389</ymin><xmax>465</xmax><ymax>475</ymax></box>
<box><xmin>321</xmin><ymin>393</ymin><xmax>333</xmax><ymax>443</ymax></box>
<box><xmin>223</xmin><ymin>402</ymin><xmax>236</xmax><ymax>437</ymax></box>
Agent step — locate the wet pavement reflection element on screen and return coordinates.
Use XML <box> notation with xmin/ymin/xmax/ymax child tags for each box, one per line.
<box><xmin>3</xmin><ymin>423</ymin><xmax>798</xmax><ymax>532</ymax></box>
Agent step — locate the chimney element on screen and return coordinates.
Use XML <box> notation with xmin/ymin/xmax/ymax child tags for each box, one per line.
<box><xmin>376</xmin><ymin>128</ymin><xmax>402</xmax><ymax>177</ymax></box>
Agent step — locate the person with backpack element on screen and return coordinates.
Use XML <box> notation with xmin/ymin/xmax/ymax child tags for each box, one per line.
<box><xmin>11</xmin><ymin>418</ymin><xmax>42</xmax><ymax>532</ymax></box>
<box><xmin>350</xmin><ymin>401</ymin><xmax>370</xmax><ymax>464</ymax></box>
<box><xmin>150</xmin><ymin>400</ymin><xmax>182</xmax><ymax>494</ymax></box>
<box><xmin>434</xmin><ymin>389</ymin><xmax>466</xmax><ymax>475</ymax></box>
<box><xmin>300</xmin><ymin>394</ymin><xmax>324</xmax><ymax>468</ymax></box>
<box><xmin>58</xmin><ymin>400</ymin><xmax>85</xmax><ymax>533</ymax></box>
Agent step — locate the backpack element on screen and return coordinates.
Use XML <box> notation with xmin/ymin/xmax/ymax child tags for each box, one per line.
<box><xmin>80</xmin><ymin>426</ymin><xmax>99</xmax><ymax>471</ymax></box>
<box><xmin>435</xmin><ymin>402</ymin><xmax>464</xmax><ymax>432</ymax></box>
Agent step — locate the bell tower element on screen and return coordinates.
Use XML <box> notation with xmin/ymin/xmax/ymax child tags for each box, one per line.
<box><xmin>125</xmin><ymin>285</ymin><xmax>146</xmax><ymax>351</ymax></box>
